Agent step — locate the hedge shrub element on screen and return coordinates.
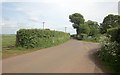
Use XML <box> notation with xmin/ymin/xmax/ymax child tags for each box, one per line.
<box><xmin>16</xmin><ymin>29</ymin><xmax>70</xmax><ymax>48</ymax></box>
<box><xmin>107</xmin><ymin>28</ymin><xmax>120</xmax><ymax>43</ymax></box>
<box><xmin>99</xmin><ymin>41</ymin><xmax>120</xmax><ymax>72</ymax></box>
<box><xmin>99</xmin><ymin>28</ymin><xmax>120</xmax><ymax>72</ymax></box>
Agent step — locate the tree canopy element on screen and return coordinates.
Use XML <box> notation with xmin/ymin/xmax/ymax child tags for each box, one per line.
<box><xmin>69</xmin><ymin>13</ymin><xmax>84</xmax><ymax>25</ymax></box>
<box><xmin>69</xmin><ymin>13</ymin><xmax>100</xmax><ymax>40</ymax></box>
<box><xmin>100</xmin><ymin>14</ymin><xmax>120</xmax><ymax>33</ymax></box>
<box><xmin>69</xmin><ymin>13</ymin><xmax>85</xmax><ymax>35</ymax></box>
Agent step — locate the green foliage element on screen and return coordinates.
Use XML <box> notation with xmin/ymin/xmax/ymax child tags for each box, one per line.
<box><xmin>100</xmin><ymin>14</ymin><xmax>120</xmax><ymax>33</ymax></box>
<box><xmin>69</xmin><ymin>13</ymin><xmax>85</xmax><ymax>35</ymax></box>
<box><xmin>2</xmin><ymin>35</ymin><xmax>16</xmax><ymax>48</ymax></box>
<box><xmin>69</xmin><ymin>13</ymin><xmax>84</xmax><ymax>25</ymax></box>
<box><xmin>76</xmin><ymin>34</ymin><xmax>83</xmax><ymax>40</ymax></box>
<box><xmin>77</xmin><ymin>20</ymin><xmax>100</xmax><ymax>40</ymax></box>
<box><xmin>99</xmin><ymin>41</ymin><xmax>120</xmax><ymax>72</ymax></box>
<box><xmin>86</xmin><ymin>20</ymin><xmax>100</xmax><ymax>36</ymax></box>
<box><xmin>69</xmin><ymin>13</ymin><xmax>100</xmax><ymax>40</ymax></box>
<box><xmin>79</xmin><ymin>24</ymin><xmax>90</xmax><ymax>35</ymax></box>
<box><xmin>70</xmin><ymin>34</ymin><xmax>77</xmax><ymax>39</ymax></box>
<box><xmin>99</xmin><ymin>14</ymin><xmax>120</xmax><ymax>72</ymax></box>
<box><xmin>16</xmin><ymin>29</ymin><xmax>70</xmax><ymax>49</ymax></box>
<box><xmin>80</xmin><ymin>33</ymin><xmax>87</xmax><ymax>40</ymax></box>
<box><xmin>99</xmin><ymin>28</ymin><xmax>120</xmax><ymax>72</ymax></box>
<box><xmin>107</xmin><ymin>28</ymin><xmax>120</xmax><ymax>43</ymax></box>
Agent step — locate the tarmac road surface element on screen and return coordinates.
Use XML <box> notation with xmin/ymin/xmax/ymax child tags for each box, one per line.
<box><xmin>3</xmin><ymin>39</ymin><xmax>107</xmax><ymax>73</ymax></box>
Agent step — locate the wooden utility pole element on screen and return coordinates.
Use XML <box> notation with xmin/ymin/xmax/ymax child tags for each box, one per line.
<box><xmin>42</xmin><ymin>22</ymin><xmax>45</xmax><ymax>29</ymax></box>
<box><xmin>65</xmin><ymin>27</ymin><xmax>67</xmax><ymax>33</ymax></box>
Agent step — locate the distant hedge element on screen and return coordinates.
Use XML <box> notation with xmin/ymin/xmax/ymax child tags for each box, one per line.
<box><xmin>16</xmin><ymin>29</ymin><xmax>70</xmax><ymax>48</ymax></box>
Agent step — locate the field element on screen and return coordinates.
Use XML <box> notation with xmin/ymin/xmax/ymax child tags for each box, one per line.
<box><xmin>2</xmin><ymin>35</ymin><xmax>16</xmax><ymax>48</ymax></box>
<box><xmin>2</xmin><ymin>35</ymin><xmax>43</xmax><ymax>58</ymax></box>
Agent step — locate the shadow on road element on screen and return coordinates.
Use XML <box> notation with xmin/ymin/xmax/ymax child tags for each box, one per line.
<box><xmin>88</xmin><ymin>48</ymin><xmax>113</xmax><ymax>73</ymax></box>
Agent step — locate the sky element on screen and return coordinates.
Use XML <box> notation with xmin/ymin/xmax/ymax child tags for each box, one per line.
<box><xmin>0</xmin><ymin>0</ymin><xmax>119</xmax><ymax>34</ymax></box>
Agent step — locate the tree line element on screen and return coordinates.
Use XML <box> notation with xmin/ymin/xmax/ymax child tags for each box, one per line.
<box><xmin>69</xmin><ymin>13</ymin><xmax>120</xmax><ymax>40</ymax></box>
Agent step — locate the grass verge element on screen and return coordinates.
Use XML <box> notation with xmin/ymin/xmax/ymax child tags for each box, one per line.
<box><xmin>81</xmin><ymin>39</ymin><xmax>98</xmax><ymax>43</ymax></box>
<box><xmin>2</xmin><ymin>47</ymin><xmax>42</xmax><ymax>59</ymax></box>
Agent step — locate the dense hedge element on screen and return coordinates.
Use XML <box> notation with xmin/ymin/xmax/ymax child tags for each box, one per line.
<box><xmin>99</xmin><ymin>41</ymin><xmax>120</xmax><ymax>72</ymax></box>
<box><xmin>107</xmin><ymin>28</ymin><xmax>120</xmax><ymax>43</ymax></box>
<box><xmin>16</xmin><ymin>29</ymin><xmax>70</xmax><ymax>48</ymax></box>
<box><xmin>99</xmin><ymin>28</ymin><xmax>120</xmax><ymax>72</ymax></box>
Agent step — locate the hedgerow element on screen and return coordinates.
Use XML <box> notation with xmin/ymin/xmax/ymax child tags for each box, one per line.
<box><xmin>98</xmin><ymin>28</ymin><xmax>120</xmax><ymax>72</ymax></box>
<box><xmin>107</xmin><ymin>28</ymin><xmax>120</xmax><ymax>43</ymax></box>
<box><xmin>16</xmin><ymin>29</ymin><xmax>70</xmax><ymax>48</ymax></box>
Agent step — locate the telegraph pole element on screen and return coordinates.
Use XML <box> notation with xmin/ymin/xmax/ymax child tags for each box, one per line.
<box><xmin>42</xmin><ymin>22</ymin><xmax>45</xmax><ymax>29</ymax></box>
<box><xmin>65</xmin><ymin>27</ymin><xmax>67</xmax><ymax>33</ymax></box>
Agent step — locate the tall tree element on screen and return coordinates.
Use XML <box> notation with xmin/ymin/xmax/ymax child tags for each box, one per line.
<box><xmin>69</xmin><ymin>13</ymin><xmax>85</xmax><ymax>35</ymax></box>
<box><xmin>100</xmin><ymin>14</ymin><xmax>120</xmax><ymax>33</ymax></box>
<box><xmin>86</xmin><ymin>20</ymin><xmax>100</xmax><ymax>36</ymax></box>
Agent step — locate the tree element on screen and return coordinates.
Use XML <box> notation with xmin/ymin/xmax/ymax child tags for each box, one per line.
<box><xmin>86</xmin><ymin>20</ymin><xmax>100</xmax><ymax>37</ymax></box>
<box><xmin>100</xmin><ymin>14</ymin><xmax>120</xmax><ymax>33</ymax></box>
<box><xmin>69</xmin><ymin>13</ymin><xmax>85</xmax><ymax>35</ymax></box>
<box><xmin>79</xmin><ymin>23</ymin><xmax>90</xmax><ymax>35</ymax></box>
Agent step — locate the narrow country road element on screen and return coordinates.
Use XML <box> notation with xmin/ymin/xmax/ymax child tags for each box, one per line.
<box><xmin>3</xmin><ymin>40</ymin><xmax>106</xmax><ymax>73</ymax></box>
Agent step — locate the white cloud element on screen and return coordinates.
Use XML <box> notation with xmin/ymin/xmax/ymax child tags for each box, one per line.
<box><xmin>2</xmin><ymin>0</ymin><xmax>118</xmax><ymax>34</ymax></box>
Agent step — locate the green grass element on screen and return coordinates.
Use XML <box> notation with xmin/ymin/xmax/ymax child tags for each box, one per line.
<box><xmin>2</xmin><ymin>35</ymin><xmax>41</xmax><ymax>58</ymax></box>
<box><xmin>2</xmin><ymin>35</ymin><xmax>16</xmax><ymax>48</ymax></box>
<box><xmin>81</xmin><ymin>38</ymin><xmax>99</xmax><ymax>43</ymax></box>
<box><xmin>2</xmin><ymin>47</ymin><xmax>43</xmax><ymax>59</ymax></box>
<box><xmin>81</xmin><ymin>39</ymin><xmax>96</xmax><ymax>42</ymax></box>
<box><xmin>81</xmin><ymin>35</ymin><xmax>101</xmax><ymax>43</ymax></box>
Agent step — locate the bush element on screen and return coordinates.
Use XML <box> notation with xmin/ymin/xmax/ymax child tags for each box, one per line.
<box><xmin>70</xmin><ymin>34</ymin><xmax>76</xmax><ymax>39</ymax></box>
<box><xmin>81</xmin><ymin>33</ymin><xmax>88</xmax><ymax>39</ymax></box>
<box><xmin>107</xmin><ymin>28</ymin><xmax>120</xmax><ymax>43</ymax></box>
<box><xmin>98</xmin><ymin>28</ymin><xmax>120</xmax><ymax>72</ymax></box>
<box><xmin>76</xmin><ymin>34</ymin><xmax>83</xmax><ymax>40</ymax></box>
<box><xmin>16</xmin><ymin>29</ymin><xmax>70</xmax><ymax>48</ymax></box>
<box><xmin>99</xmin><ymin>41</ymin><xmax>120</xmax><ymax>72</ymax></box>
